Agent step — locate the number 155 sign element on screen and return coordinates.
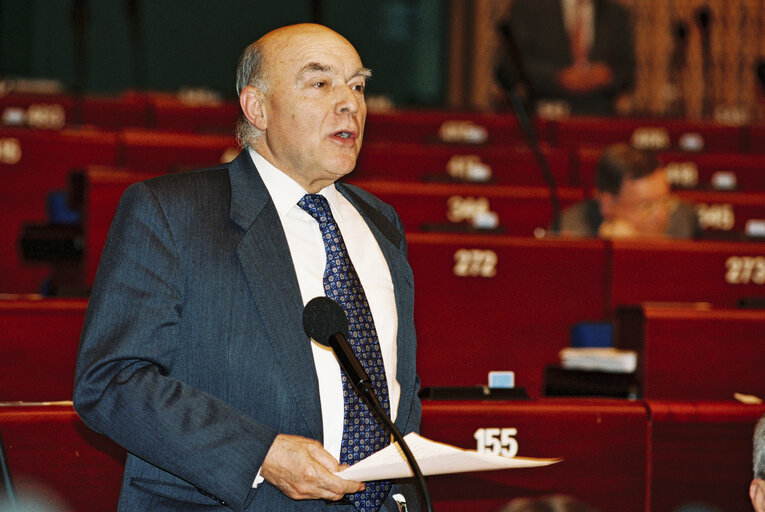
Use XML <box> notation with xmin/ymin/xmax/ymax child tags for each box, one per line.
<box><xmin>473</xmin><ymin>428</ymin><xmax>519</xmax><ymax>457</ymax></box>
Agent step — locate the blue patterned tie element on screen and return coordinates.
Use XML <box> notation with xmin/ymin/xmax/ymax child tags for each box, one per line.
<box><xmin>298</xmin><ymin>193</ymin><xmax>392</xmax><ymax>512</ymax></box>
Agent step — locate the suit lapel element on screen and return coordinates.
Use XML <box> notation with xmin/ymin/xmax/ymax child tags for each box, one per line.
<box><xmin>549</xmin><ymin>0</ymin><xmax>573</xmax><ymax>64</ymax></box>
<box><xmin>591</xmin><ymin>0</ymin><xmax>608</xmax><ymax>61</ymax></box>
<box><xmin>228</xmin><ymin>152</ymin><xmax>323</xmax><ymax>438</ymax></box>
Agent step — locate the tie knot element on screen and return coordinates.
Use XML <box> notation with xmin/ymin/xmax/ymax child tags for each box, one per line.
<box><xmin>298</xmin><ymin>193</ymin><xmax>332</xmax><ymax>223</ymax></box>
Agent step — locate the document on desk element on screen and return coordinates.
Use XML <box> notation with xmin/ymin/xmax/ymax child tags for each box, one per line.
<box><xmin>336</xmin><ymin>433</ymin><xmax>561</xmax><ymax>481</ymax></box>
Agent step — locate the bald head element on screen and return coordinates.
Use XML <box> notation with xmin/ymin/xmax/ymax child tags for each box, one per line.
<box><xmin>235</xmin><ymin>24</ymin><xmax>365</xmax><ymax>149</ymax></box>
<box><xmin>260</xmin><ymin>23</ymin><xmax>354</xmax><ymax>55</ymax></box>
<box><xmin>236</xmin><ymin>23</ymin><xmax>369</xmax><ymax>192</ymax></box>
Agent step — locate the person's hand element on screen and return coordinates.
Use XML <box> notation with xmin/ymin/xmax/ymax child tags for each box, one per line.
<box><xmin>557</xmin><ymin>62</ymin><xmax>614</xmax><ymax>93</ymax></box>
<box><xmin>260</xmin><ymin>434</ymin><xmax>365</xmax><ymax>501</ymax></box>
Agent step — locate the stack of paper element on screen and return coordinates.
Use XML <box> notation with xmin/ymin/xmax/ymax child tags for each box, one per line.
<box><xmin>559</xmin><ymin>347</ymin><xmax>637</xmax><ymax>373</ymax></box>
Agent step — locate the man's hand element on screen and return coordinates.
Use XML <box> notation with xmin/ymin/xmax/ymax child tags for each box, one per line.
<box><xmin>260</xmin><ymin>434</ymin><xmax>365</xmax><ymax>501</ymax></box>
<box><xmin>558</xmin><ymin>62</ymin><xmax>614</xmax><ymax>94</ymax></box>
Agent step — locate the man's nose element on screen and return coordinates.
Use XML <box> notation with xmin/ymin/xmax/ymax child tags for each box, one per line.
<box><xmin>335</xmin><ymin>85</ymin><xmax>360</xmax><ymax>115</ymax></box>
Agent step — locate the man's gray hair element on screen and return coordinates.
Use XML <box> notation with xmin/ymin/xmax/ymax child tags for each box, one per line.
<box><xmin>754</xmin><ymin>414</ymin><xmax>765</xmax><ymax>479</ymax></box>
<box><xmin>234</xmin><ymin>40</ymin><xmax>268</xmax><ymax>148</ymax></box>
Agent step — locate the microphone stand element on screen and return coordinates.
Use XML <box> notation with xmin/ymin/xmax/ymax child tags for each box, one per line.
<box><xmin>504</xmin><ymin>87</ymin><xmax>562</xmax><ymax>233</ymax></box>
<box><xmin>71</xmin><ymin>0</ymin><xmax>89</xmax><ymax>126</ymax></box>
<box><xmin>496</xmin><ymin>22</ymin><xmax>562</xmax><ymax>233</ymax></box>
<box><xmin>303</xmin><ymin>296</ymin><xmax>433</xmax><ymax>512</ymax></box>
<box><xmin>125</xmin><ymin>0</ymin><xmax>148</xmax><ymax>92</ymax></box>
<box><xmin>669</xmin><ymin>21</ymin><xmax>688</xmax><ymax>118</ymax></box>
<box><xmin>349</xmin><ymin>377</ymin><xmax>434</xmax><ymax>512</ymax></box>
<box><xmin>695</xmin><ymin>6</ymin><xmax>712</xmax><ymax>118</ymax></box>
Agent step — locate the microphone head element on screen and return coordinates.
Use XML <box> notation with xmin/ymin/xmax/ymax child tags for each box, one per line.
<box><xmin>673</xmin><ymin>21</ymin><xmax>687</xmax><ymax>41</ymax></box>
<box><xmin>695</xmin><ymin>6</ymin><xmax>711</xmax><ymax>30</ymax></box>
<box><xmin>302</xmin><ymin>296</ymin><xmax>348</xmax><ymax>347</ymax></box>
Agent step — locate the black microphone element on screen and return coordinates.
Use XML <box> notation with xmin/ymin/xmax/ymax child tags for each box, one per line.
<box><xmin>302</xmin><ymin>296</ymin><xmax>433</xmax><ymax>512</ymax></box>
<box><xmin>302</xmin><ymin>295</ymin><xmax>376</xmax><ymax>401</ymax></box>
<box><xmin>672</xmin><ymin>21</ymin><xmax>688</xmax><ymax>68</ymax></box>
<box><xmin>694</xmin><ymin>5</ymin><xmax>711</xmax><ymax>34</ymax></box>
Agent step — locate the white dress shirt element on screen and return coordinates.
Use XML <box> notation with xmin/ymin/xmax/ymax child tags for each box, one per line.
<box><xmin>248</xmin><ymin>148</ymin><xmax>400</xmax><ymax>462</ymax></box>
<box><xmin>561</xmin><ymin>0</ymin><xmax>595</xmax><ymax>58</ymax></box>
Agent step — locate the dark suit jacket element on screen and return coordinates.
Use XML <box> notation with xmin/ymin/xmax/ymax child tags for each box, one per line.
<box><xmin>73</xmin><ymin>151</ymin><xmax>421</xmax><ymax>511</ymax></box>
<box><xmin>497</xmin><ymin>0</ymin><xmax>635</xmax><ymax>115</ymax></box>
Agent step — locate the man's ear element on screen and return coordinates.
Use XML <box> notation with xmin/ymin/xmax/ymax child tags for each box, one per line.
<box><xmin>239</xmin><ymin>86</ymin><xmax>268</xmax><ymax>131</ymax></box>
<box><xmin>750</xmin><ymin>479</ymin><xmax>765</xmax><ymax>512</ymax></box>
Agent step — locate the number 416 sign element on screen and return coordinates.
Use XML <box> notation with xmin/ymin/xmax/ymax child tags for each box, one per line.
<box><xmin>473</xmin><ymin>428</ymin><xmax>519</xmax><ymax>457</ymax></box>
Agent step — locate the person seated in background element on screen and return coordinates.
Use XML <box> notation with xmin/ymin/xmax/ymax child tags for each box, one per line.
<box><xmin>496</xmin><ymin>494</ymin><xmax>599</xmax><ymax>512</ymax></box>
<box><xmin>751</xmin><ymin>414</ymin><xmax>765</xmax><ymax>511</ymax></box>
<box><xmin>559</xmin><ymin>143</ymin><xmax>698</xmax><ymax>239</ymax></box>
<box><xmin>496</xmin><ymin>0</ymin><xmax>636</xmax><ymax>116</ymax></box>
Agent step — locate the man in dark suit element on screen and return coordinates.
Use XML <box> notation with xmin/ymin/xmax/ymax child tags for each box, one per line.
<box><xmin>497</xmin><ymin>0</ymin><xmax>636</xmax><ymax>115</ymax></box>
<box><xmin>74</xmin><ymin>23</ymin><xmax>421</xmax><ymax>511</ymax></box>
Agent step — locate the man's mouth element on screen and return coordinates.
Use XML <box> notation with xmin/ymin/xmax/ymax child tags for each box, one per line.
<box><xmin>332</xmin><ymin>130</ymin><xmax>356</xmax><ymax>140</ymax></box>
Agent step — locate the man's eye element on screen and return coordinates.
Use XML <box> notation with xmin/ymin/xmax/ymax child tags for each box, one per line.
<box><xmin>313</xmin><ymin>81</ymin><xmax>327</xmax><ymax>88</ymax></box>
<box><xmin>352</xmin><ymin>84</ymin><xmax>366</xmax><ymax>93</ymax></box>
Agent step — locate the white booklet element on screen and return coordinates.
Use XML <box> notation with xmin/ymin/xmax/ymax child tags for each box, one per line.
<box><xmin>559</xmin><ymin>347</ymin><xmax>638</xmax><ymax>373</ymax></box>
<box><xmin>335</xmin><ymin>433</ymin><xmax>561</xmax><ymax>481</ymax></box>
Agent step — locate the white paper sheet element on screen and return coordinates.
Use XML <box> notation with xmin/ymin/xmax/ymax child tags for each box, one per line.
<box><xmin>335</xmin><ymin>433</ymin><xmax>561</xmax><ymax>481</ymax></box>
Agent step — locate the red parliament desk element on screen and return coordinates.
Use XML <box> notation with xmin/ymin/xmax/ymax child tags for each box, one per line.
<box><xmin>0</xmin><ymin>399</ymin><xmax>759</xmax><ymax>512</ymax></box>
<box><xmin>407</xmin><ymin>234</ymin><xmax>608</xmax><ymax>396</ymax></box>
<box><xmin>675</xmin><ymin>189</ymin><xmax>765</xmax><ymax>238</ymax></box>
<box><xmin>0</xmin><ymin>402</ymin><xmax>125</xmax><ymax>512</ymax></box>
<box><xmin>420</xmin><ymin>398</ymin><xmax>649</xmax><ymax>512</ymax></box>
<box><xmin>546</xmin><ymin>117</ymin><xmax>747</xmax><ymax>153</ymax></box>
<box><xmin>363</xmin><ymin>110</ymin><xmax>540</xmax><ymax>146</ymax></box>
<box><xmin>354</xmin><ymin>142</ymin><xmax>574</xmax><ymax>187</ymax></box>
<box><xmin>646</xmin><ymin>400</ymin><xmax>765</xmax><ymax>512</ymax></box>
<box><xmin>749</xmin><ymin>124</ymin><xmax>765</xmax><ymax>153</ymax></box>
<box><xmin>0</xmin><ymin>91</ymin><xmax>239</xmax><ymax>132</ymax></box>
<box><xmin>0</xmin><ymin>126</ymin><xmax>120</xmax><ymax>293</ymax></box>
<box><xmin>608</xmin><ymin>238</ymin><xmax>765</xmax><ymax>310</ymax></box>
<box><xmin>615</xmin><ymin>304</ymin><xmax>765</xmax><ymax>401</ymax></box>
<box><xmin>0</xmin><ymin>92</ymin><xmax>152</xmax><ymax>130</ymax></box>
<box><xmin>0</xmin><ymin>296</ymin><xmax>87</xmax><ymax>401</ymax></box>
<box><xmin>80</xmin><ymin>167</ymin><xmax>162</xmax><ymax>289</ymax></box>
<box><xmin>147</xmin><ymin>93</ymin><xmax>240</xmax><ymax>133</ymax></box>
<box><xmin>348</xmin><ymin>180</ymin><xmax>583</xmax><ymax>236</ymax></box>
<box><xmin>117</xmin><ymin>128</ymin><xmax>238</xmax><ymax>173</ymax></box>
<box><xmin>421</xmin><ymin>399</ymin><xmax>765</xmax><ymax>512</ymax></box>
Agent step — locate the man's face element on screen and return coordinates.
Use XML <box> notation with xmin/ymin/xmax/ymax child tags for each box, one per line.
<box><xmin>248</xmin><ymin>26</ymin><xmax>368</xmax><ymax>192</ymax></box>
<box><xmin>602</xmin><ymin>169</ymin><xmax>674</xmax><ymax>237</ymax></box>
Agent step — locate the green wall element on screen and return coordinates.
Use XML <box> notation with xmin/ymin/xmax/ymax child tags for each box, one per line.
<box><xmin>0</xmin><ymin>0</ymin><xmax>446</xmax><ymax>106</ymax></box>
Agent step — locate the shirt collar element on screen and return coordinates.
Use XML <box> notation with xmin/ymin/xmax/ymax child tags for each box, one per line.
<box><xmin>247</xmin><ymin>148</ymin><xmax>343</xmax><ymax>221</ymax></box>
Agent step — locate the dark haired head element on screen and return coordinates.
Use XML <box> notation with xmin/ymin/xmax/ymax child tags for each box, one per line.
<box><xmin>596</xmin><ymin>143</ymin><xmax>661</xmax><ymax>195</ymax></box>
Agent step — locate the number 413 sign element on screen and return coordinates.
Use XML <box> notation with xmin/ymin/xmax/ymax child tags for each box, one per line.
<box><xmin>473</xmin><ymin>428</ymin><xmax>519</xmax><ymax>457</ymax></box>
